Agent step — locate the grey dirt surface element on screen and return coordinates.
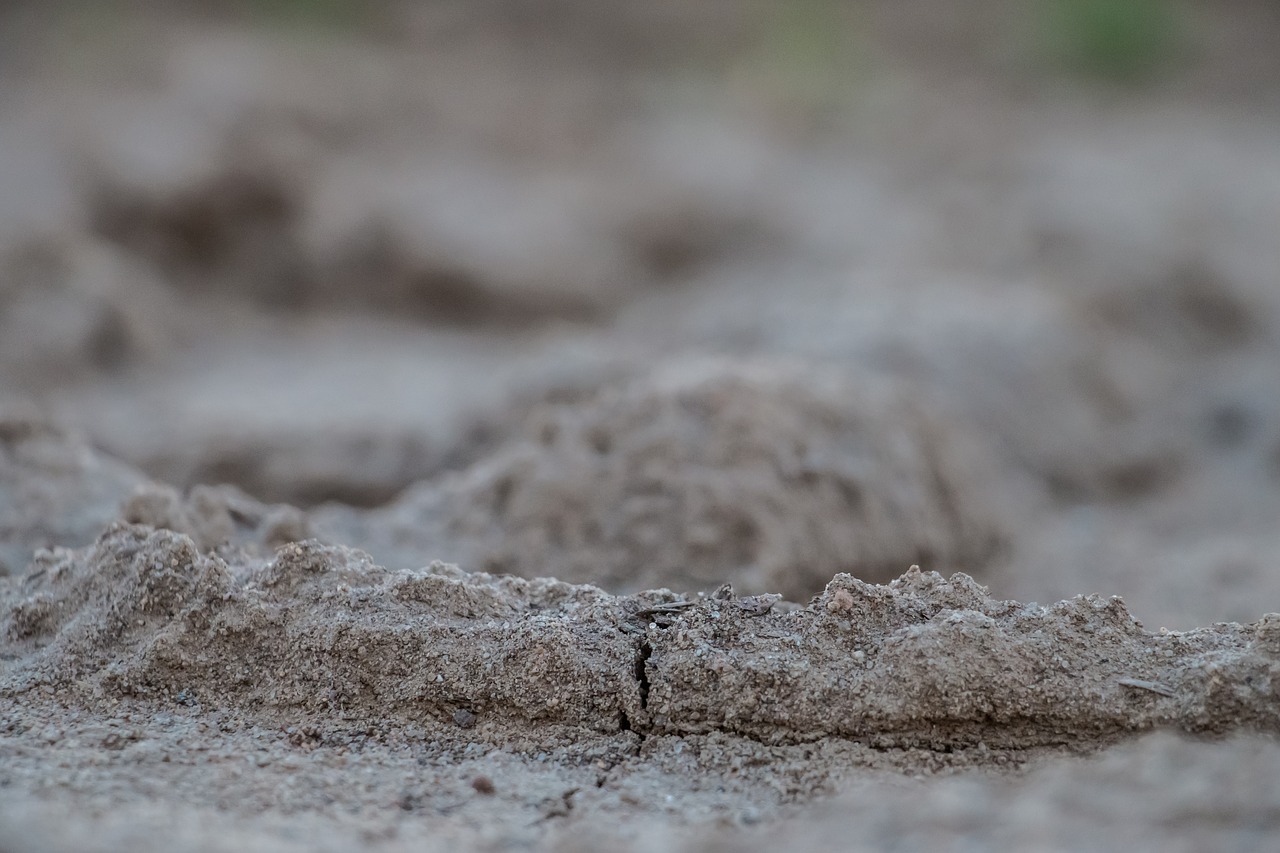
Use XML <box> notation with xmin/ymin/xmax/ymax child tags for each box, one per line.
<box><xmin>9</xmin><ymin>523</ymin><xmax>1278</xmax><ymax>749</ymax></box>
<box><xmin>3</xmin><ymin>2</ymin><xmax>1280</xmax><ymax>851</ymax></box>
<box><xmin>2</xmin><ymin>510</ymin><xmax>1280</xmax><ymax>852</ymax></box>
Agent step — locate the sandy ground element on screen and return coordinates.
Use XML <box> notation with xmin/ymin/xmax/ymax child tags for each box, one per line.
<box><xmin>3</xmin><ymin>1</ymin><xmax>1280</xmax><ymax>850</ymax></box>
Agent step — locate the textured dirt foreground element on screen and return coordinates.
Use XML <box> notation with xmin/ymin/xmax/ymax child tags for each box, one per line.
<box><xmin>3</xmin><ymin>425</ymin><xmax>1280</xmax><ymax>851</ymax></box>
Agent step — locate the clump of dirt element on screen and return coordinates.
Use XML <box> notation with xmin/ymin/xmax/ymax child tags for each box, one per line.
<box><xmin>11</xmin><ymin>520</ymin><xmax>1273</xmax><ymax>755</ymax></box>
<box><xmin>1</xmin><ymin>527</ymin><xmax>641</xmax><ymax>735</ymax></box>
<box><xmin>652</xmin><ymin>570</ymin><xmax>1280</xmax><ymax>745</ymax></box>
<box><xmin>121</xmin><ymin>482</ymin><xmax>311</xmax><ymax>555</ymax></box>
<box><xmin>316</xmin><ymin>359</ymin><xmax>1007</xmax><ymax>600</ymax></box>
<box><xmin>0</xmin><ymin>522</ymin><xmax>1268</xmax><ymax>741</ymax></box>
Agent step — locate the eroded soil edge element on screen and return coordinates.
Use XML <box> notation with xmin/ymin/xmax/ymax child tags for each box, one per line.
<box><xmin>5</xmin><ymin>524</ymin><xmax>1277</xmax><ymax>761</ymax></box>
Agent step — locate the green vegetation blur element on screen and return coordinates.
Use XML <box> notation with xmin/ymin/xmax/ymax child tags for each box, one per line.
<box><xmin>36</xmin><ymin>0</ymin><xmax>1193</xmax><ymax>90</ymax></box>
<box><xmin>235</xmin><ymin>0</ymin><xmax>372</xmax><ymax>30</ymax></box>
<box><xmin>1037</xmin><ymin>0</ymin><xmax>1185</xmax><ymax>81</ymax></box>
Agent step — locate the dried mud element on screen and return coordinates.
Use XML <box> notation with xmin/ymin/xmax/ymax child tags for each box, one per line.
<box><xmin>3</xmin><ymin>420</ymin><xmax>1280</xmax><ymax>851</ymax></box>
<box><xmin>3</xmin><ymin>2</ymin><xmax>1280</xmax><ymax>851</ymax></box>
<box><xmin>11</xmin><ymin>522</ymin><xmax>1277</xmax><ymax>749</ymax></box>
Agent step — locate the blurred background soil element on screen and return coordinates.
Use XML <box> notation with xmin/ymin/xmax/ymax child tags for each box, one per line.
<box><xmin>2</xmin><ymin>0</ymin><xmax>1280</xmax><ymax>849</ymax></box>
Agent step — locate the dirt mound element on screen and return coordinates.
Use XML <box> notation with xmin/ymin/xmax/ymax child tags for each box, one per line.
<box><xmin>6</xmin><ymin>524</ymin><xmax>1275</xmax><ymax>752</ymax></box>
<box><xmin>120</xmin><ymin>482</ymin><xmax>312</xmax><ymax>555</ymax></box>
<box><xmin>317</xmin><ymin>360</ymin><xmax>1006</xmax><ymax>600</ymax></box>
<box><xmin>3</xmin><ymin>516</ymin><xmax>1276</xmax><ymax>852</ymax></box>
<box><xmin>3</xmin><ymin>519</ymin><xmax>1278</xmax><ymax>848</ymax></box>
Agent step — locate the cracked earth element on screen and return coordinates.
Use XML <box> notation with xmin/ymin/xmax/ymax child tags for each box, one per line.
<box><xmin>4</xmin><ymin>2</ymin><xmax>1280</xmax><ymax>851</ymax></box>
